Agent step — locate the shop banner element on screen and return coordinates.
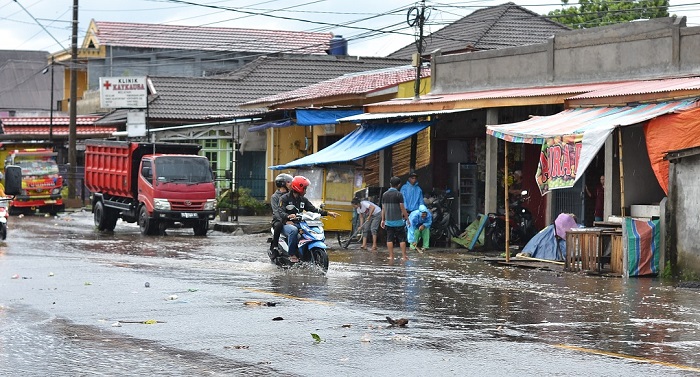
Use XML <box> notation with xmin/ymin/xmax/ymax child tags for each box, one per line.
<box><xmin>536</xmin><ymin>134</ymin><xmax>583</xmax><ymax>194</ymax></box>
<box><xmin>535</xmin><ymin>128</ymin><xmax>613</xmax><ymax>195</ymax></box>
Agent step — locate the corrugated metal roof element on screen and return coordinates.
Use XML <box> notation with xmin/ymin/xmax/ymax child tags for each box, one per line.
<box><xmin>370</xmin><ymin>81</ymin><xmax>632</xmax><ymax>108</ymax></box>
<box><xmin>2</xmin><ymin>125</ymin><xmax>115</xmax><ymax>136</ymax></box>
<box><xmin>486</xmin><ymin>99</ymin><xmax>698</xmax><ymax>144</ymax></box>
<box><xmin>569</xmin><ymin>77</ymin><xmax>700</xmax><ymax>99</ymax></box>
<box><xmin>1</xmin><ymin>116</ymin><xmax>101</xmax><ymax>126</ymax></box>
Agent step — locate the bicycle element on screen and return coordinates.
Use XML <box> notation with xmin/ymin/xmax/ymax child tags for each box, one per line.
<box><xmin>336</xmin><ymin>212</ymin><xmax>368</xmax><ymax>249</ymax></box>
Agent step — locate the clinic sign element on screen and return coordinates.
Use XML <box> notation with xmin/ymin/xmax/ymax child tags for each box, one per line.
<box><xmin>99</xmin><ymin>77</ymin><xmax>147</xmax><ymax>108</ymax></box>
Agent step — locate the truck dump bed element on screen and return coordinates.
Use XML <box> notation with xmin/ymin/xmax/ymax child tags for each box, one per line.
<box><xmin>84</xmin><ymin>140</ymin><xmax>201</xmax><ymax>198</ymax></box>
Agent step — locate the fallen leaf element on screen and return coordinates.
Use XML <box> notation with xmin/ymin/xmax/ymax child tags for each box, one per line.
<box><xmin>311</xmin><ymin>333</ymin><xmax>322</xmax><ymax>343</ymax></box>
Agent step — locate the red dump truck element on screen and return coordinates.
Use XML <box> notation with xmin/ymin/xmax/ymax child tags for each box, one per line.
<box><xmin>84</xmin><ymin>140</ymin><xmax>216</xmax><ymax>236</ymax></box>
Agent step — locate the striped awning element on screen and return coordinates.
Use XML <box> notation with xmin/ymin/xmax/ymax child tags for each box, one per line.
<box><xmin>486</xmin><ymin>100</ymin><xmax>698</xmax><ymax>144</ymax></box>
<box><xmin>486</xmin><ymin>99</ymin><xmax>698</xmax><ymax>193</ymax></box>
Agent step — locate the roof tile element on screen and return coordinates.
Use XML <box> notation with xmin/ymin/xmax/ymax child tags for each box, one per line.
<box><xmin>93</xmin><ymin>21</ymin><xmax>333</xmax><ymax>54</ymax></box>
<box><xmin>389</xmin><ymin>2</ymin><xmax>570</xmax><ymax>59</ymax></box>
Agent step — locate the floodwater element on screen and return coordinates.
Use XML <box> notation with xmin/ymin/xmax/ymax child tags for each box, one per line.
<box><xmin>0</xmin><ymin>211</ymin><xmax>699</xmax><ymax>376</ymax></box>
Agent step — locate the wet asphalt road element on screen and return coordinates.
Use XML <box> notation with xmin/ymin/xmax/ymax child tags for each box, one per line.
<box><xmin>1</xmin><ymin>211</ymin><xmax>700</xmax><ymax>376</ymax></box>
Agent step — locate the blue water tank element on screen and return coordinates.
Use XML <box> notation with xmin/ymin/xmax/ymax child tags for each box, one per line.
<box><xmin>329</xmin><ymin>35</ymin><xmax>348</xmax><ymax>56</ymax></box>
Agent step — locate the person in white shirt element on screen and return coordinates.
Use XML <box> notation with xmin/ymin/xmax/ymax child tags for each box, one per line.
<box><xmin>351</xmin><ymin>197</ymin><xmax>382</xmax><ymax>251</ymax></box>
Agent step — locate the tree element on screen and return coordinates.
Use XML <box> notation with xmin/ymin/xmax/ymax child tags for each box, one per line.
<box><xmin>547</xmin><ymin>0</ymin><xmax>670</xmax><ymax>29</ymax></box>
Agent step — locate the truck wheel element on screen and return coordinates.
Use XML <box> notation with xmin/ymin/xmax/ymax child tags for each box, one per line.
<box><xmin>139</xmin><ymin>206</ymin><xmax>157</xmax><ymax>235</ymax></box>
<box><xmin>94</xmin><ymin>201</ymin><xmax>111</xmax><ymax>231</ymax></box>
<box><xmin>193</xmin><ymin>220</ymin><xmax>208</xmax><ymax>236</ymax></box>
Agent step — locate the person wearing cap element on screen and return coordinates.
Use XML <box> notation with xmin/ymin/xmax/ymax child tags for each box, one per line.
<box><xmin>408</xmin><ymin>204</ymin><xmax>432</xmax><ymax>252</ymax></box>
<box><xmin>400</xmin><ymin>171</ymin><xmax>424</xmax><ymax>214</ymax></box>
<box><xmin>381</xmin><ymin>176</ymin><xmax>410</xmax><ymax>261</ymax></box>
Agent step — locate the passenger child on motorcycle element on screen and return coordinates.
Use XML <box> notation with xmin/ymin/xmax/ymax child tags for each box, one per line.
<box><xmin>351</xmin><ymin>197</ymin><xmax>381</xmax><ymax>251</ymax></box>
<box><xmin>279</xmin><ymin>176</ymin><xmax>339</xmax><ymax>263</ymax></box>
<box><xmin>270</xmin><ymin>173</ymin><xmax>293</xmax><ymax>256</ymax></box>
<box><xmin>408</xmin><ymin>204</ymin><xmax>432</xmax><ymax>252</ymax></box>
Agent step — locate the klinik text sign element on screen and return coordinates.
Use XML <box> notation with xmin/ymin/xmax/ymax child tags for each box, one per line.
<box><xmin>100</xmin><ymin>77</ymin><xmax>147</xmax><ymax>108</ymax></box>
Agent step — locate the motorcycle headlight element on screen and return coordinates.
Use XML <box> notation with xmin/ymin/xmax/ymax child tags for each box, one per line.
<box><xmin>203</xmin><ymin>199</ymin><xmax>216</xmax><ymax>211</ymax></box>
<box><xmin>154</xmin><ymin>198</ymin><xmax>171</xmax><ymax>211</ymax></box>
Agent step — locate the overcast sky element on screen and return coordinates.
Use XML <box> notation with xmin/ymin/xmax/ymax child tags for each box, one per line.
<box><xmin>2</xmin><ymin>0</ymin><xmax>700</xmax><ymax>57</ymax></box>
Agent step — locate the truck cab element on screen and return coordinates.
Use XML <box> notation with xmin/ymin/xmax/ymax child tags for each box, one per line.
<box><xmin>137</xmin><ymin>154</ymin><xmax>216</xmax><ymax>235</ymax></box>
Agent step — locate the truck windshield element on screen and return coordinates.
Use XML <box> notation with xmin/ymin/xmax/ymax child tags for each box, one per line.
<box><xmin>16</xmin><ymin>160</ymin><xmax>59</xmax><ymax>177</ymax></box>
<box><xmin>155</xmin><ymin>156</ymin><xmax>213</xmax><ymax>184</ymax></box>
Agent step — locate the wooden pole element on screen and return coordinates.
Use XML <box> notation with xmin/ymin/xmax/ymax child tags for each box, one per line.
<box><xmin>505</xmin><ymin>141</ymin><xmax>510</xmax><ymax>262</ymax></box>
<box><xmin>618</xmin><ymin>128</ymin><xmax>626</xmax><ymax>217</ymax></box>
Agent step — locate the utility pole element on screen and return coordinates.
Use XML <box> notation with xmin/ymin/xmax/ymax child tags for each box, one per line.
<box><xmin>409</xmin><ymin>0</ymin><xmax>427</xmax><ymax>100</ymax></box>
<box><xmin>49</xmin><ymin>56</ymin><xmax>54</xmax><ymax>142</ymax></box>
<box><xmin>68</xmin><ymin>0</ymin><xmax>78</xmax><ymax>199</ymax></box>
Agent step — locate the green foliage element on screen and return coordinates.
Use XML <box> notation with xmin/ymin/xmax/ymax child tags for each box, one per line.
<box><xmin>547</xmin><ymin>0</ymin><xmax>670</xmax><ymax>29</ymax></box>
<box><xmin>660</xmin><ymin>260</ymin><xmax>674</xmax><ymax>279</ymax></box>
<box><xmin>216</xmin><ymin>188</ymin><xmax>270</xmax><ymax>215</ymax></box>
<box><xmin>311</xmin><ymin>333</ymin><xmax>322</xmax><ymax>343</ymax></box>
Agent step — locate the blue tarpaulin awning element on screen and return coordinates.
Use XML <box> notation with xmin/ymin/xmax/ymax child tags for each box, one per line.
<box><xmin>248</xmin><ymin>119</ymin><xmax>293</xmax><ymax>132</ymax></box>
<box><xmin>296</xmin><ymin>108</ymin><xmax>363</xmax><ymax>126</ymax></box>
<box><xmin>269</xmin><ymin>121</ymin><xmax>433</xmax><ymax>170</ymax></box>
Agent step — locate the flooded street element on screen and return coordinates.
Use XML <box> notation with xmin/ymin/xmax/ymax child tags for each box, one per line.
<box><xmin>1</xmin><ymin>211</ymin><xmax>699</xmax><ymax>376</ymax></box>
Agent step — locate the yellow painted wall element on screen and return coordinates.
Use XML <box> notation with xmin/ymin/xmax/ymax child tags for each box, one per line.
<box><xmin>397</xmin><ymin>76</ymin><xmax>431</xmax><ymax>98</ymax></box>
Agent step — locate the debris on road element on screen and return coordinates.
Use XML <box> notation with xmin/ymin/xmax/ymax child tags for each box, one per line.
<box><xmin>244</xmin><ymin>301</ymin><xmax>277</xmax><ymax>306</ymax></box>
<box><xmin>224</xmin><ymin>345</ymin><xmax>249</xmax><ymax>349</ymax></box>
<box><xmin>272</xmin><ymin>317</ymin><xmax>284</xmax><ymax>321</ymax></box>
<box><xmin>117</xmin><ymin>319</ymin><xmax>165</xmax><ymax>325</ymax></box>
<box><xmin>386</xmin><ymin>316</ymin><xmax>409</xmax><ymax>327</ymax></box>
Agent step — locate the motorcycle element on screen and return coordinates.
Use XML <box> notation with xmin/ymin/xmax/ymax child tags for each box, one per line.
<box><xmin>485</xmin><ymin>190</ymin><xmax>536</xmax><ymax>251</ymax></box>
<box><xmin>0</xmin><ymin>199</ymin><xmax>8</xmax><ymax>240</ymax></box>
<box><xmin>267</xmin><ymin>206</ymin><xmax>330</xmax><ymax>273</ymax></box>
<box><xmin>425</xmin><ymin>189</ymin><xmax>461</xmax><ymax>246</ymax></box>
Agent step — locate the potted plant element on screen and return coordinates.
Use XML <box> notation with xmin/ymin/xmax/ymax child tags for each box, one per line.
<box><xmin>216</xmin><ymin>188</ymin><xmax>270</xmax><ymax>219</ymax></box>
<box><xmin>216</xmin><ymin>189</ymin><xmax>237</xmax><ymax>221</ymax></box>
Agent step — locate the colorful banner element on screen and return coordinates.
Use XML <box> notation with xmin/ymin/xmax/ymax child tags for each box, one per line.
<box><xmin>535</xmin><ymin>134</ymin><xmax>583</xmax><ymax>194</ymax></box>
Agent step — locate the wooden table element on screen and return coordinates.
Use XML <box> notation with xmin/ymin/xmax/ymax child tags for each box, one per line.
<box><xmin>566</xmin><ymin>228</ymin><xmax>623</xmax><ymax>274</ymax></box>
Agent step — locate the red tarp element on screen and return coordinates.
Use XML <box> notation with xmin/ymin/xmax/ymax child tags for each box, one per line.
<box><xmin>645</xmin><ymin>106</ymin><xmax>700</xmax><ymax>194</ymax></box>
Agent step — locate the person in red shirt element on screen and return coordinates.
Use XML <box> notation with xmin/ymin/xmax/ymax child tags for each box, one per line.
<box><xmin>586</xmin><ymin>175</ymin><xmax>605</xmax><ymax>222</ymax></box>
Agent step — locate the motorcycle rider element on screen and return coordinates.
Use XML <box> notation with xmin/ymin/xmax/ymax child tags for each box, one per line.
<box><xmin>279</xmin><ymin>176</ymin><xmax>339</xmax><ymax>263</ymax></box>
<box><xmin>270</xmin><ymin>173</ymin><xmax>293</xmax><ymax>257</ymax></box>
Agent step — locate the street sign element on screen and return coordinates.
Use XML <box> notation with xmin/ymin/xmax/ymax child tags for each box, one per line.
<box><xmin>99</xmin><ymin>77</ymin><xmax>147</xmax><ymax>108</ymax></box>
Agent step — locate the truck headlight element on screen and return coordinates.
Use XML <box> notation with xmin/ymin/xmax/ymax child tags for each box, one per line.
<box><xmin>154</xmin><ymin>198</ymin><xmax>171</xmax><ymax>211</ymax></box>
<box><xmin>204</xmin><ymin>199</ymin><xmax>216</xmax><ymax>211</ymax></box>
<box><xmin>52</xmin><ymin>188</ymin><xmax>61</xmax><ymax>195</ymax></box>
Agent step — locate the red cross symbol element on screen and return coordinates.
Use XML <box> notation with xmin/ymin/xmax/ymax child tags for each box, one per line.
<box><xmin>103</xmin><ymin>80</ymin><xmax>112</xmax><ymax>89</ymax></box>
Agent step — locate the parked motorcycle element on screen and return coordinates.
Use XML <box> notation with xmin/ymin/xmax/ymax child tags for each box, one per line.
<box><xmin>0</xmin><ymin>199</ymin><xmax>8</xmax><ymax>240</ymax></box>
<box><xmin>485</xmin><ymin>190</ymin><xmax>536</xmax><ymax>251</ymax></box>
<box><xmin>267</xmin><ymin>206</ymin><xmax>329</xmax><ymax>273</ymax></box>
<box><xmin>424</xmin><ymin>189</ymin><xmax>461</xmax><ymax>246</ymax></box>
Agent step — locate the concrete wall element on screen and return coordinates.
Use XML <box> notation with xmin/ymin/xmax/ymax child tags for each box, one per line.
<box><xmin>433</xmin><ymin>17</ymin><xmax>695</xmax><ymax>94</ymax></box>
<box><xmin>669</xmin><ymin>153</ymin><xmax>700</xmax><ymax>275</ymax></box>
